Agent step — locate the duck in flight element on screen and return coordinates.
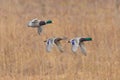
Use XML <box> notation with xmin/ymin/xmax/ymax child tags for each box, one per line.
<box><xmin>44</xmin><ymin>37</ymin><xmax>67</xmax><ymax>52</ymax></box>
<box><xmin>68</xmin><ymin>37</ymin><xmax>92</xmax><ymax>55</ymax></box>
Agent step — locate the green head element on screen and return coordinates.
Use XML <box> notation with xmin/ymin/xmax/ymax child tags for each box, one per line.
<box><xmin>84</xmin><ymin>37</ymin><xmax>92</xmax><ymax>41</ymax></box>
<box><xmin>46</xmin><ymin>20</ymin><xmax>52</xmax><ymax>24</ymax></box>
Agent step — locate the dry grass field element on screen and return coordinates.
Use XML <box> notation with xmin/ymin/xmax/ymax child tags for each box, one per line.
<box><xmin>0</xmin><ymin>0</ymin><xmax>120</xmax><ymax>80</ymax></box>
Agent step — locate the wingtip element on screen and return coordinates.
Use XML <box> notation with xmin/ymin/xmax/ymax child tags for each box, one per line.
<box><xmin>44</xmin><ymin>40</ymin><xmax>47</xmax><ymax>42</ymax></box>
<box><xmin>68</xmin><ymin>41</ymin><xmax>70</xmax><ymax>43</ymax></box>
<box><xmin>60</xmin><ymin>50</ymin><xmax>64</xmax><ymax>53</ymax></box>
<box><xmin>83</xmin><ymin>53</ymin><xmax>87</xmax><ymax>56</ymax></box>
<box><xmin>62</xmin><ymin>37</ymin><xmax>67</xmax><ymax>40</ymax></box>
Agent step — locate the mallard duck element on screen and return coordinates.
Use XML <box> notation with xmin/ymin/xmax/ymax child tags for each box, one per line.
<box><xmin>27</xmin><ymin>18</ymin><xmax>52</xmax><ymax>35</ymax></box>
<box><xmin>44</xmin><ymin>37</ymin><xmax>67</xmax><ymax>52</ymax></box>
<box><xmin>68</xmin><ymin>37</ymin><xmax>92</xmax><ymax>55</ymax></box>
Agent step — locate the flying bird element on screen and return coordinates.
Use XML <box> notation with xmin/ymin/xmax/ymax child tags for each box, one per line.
<box><xmin>68</xmin><ymin>37</ymin><xmax>92</xmax><ymax>55</ymax></box>
<box><xmin>44</xmin><ymin>37</ymin><xmax>67</xmax><ymax>52</ymax></box>
<box><xmin>27</xmin><ymin>18</ymin><xmax>52</xmax><ymax>35</ymax></box>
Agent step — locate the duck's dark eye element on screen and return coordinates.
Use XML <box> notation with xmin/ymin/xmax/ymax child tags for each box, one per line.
<box><xmin>72</xmin><ymin>40</ymin><xmax>75</xmax><ymax>45</ymax></box>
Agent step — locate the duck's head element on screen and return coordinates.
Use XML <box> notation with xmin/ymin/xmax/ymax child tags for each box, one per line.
<box><xmin>45</xmin><ymin>20</ymin><xmax>52</xmax><ymax>24</ymax></box>
<box><xmin>84</xmin><ymin>37</ymin><xmax>92</xmax><ymax>41</ymax></box>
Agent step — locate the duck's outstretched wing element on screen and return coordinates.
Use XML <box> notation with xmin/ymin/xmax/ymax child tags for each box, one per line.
<box><xmin>79</xmin><ymin>42</ymin><xmax>87</xmax><ymax>56</ymax></box>
<box><xmin>37</xmin><ymin>27</ymin><xmax>42</xmax><ymax>35</ymax></box>
<box><xmin>71</xmin><ymin>40</ymin><xmax>79</xmax><ymax>53</ymax></box>
<box><xmin>62</xmin><ymin>37</ymin><xmax>67</xmax><ymax>40</ymax></box>
<box><xmin>46</xmin><ymin>39</ymin><xmax>53</xmax><ymax>52</ymax></box>
<box><xmin>55</xmin><ymin>41</ymin><xmax>64</xmax><ymax>52</ymax></box>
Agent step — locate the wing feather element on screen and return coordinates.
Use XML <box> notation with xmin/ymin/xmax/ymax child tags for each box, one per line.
<box><xmin>79</xmin><ymin>42</ymin><xmax>87</xmax><ymax>56</ymax></box>
<box><xmin>55</xmin><ymin>41</ymin><xmax>64</xmax><ymax>52</ymax></box>
<box><xmin>71</xmin><ymin>40</ymin><xmax>79</xmax><ymax>52</ymax></box>
<box><xmin>38</xmin><ymin>27</ymin><xmax>42</xmax><ymax>35</ymax></box>
<box><xmin>46</xmin><ymin>39</ymin><xmax>53</xmax><ymax>52</ymax></box>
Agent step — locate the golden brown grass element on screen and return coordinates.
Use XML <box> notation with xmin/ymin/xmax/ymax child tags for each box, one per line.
<box><xmin>0</xmin><ymin>0</ymin><xmax>120</xmax><ymax>80</ymax></box>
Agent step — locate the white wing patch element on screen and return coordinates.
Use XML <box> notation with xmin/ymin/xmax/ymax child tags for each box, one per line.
<box><xmin>71</xmin><ymin>39</ymin><xmax>79</xmax><ymax>52</ymax></box>
<box><xmin>46</xmin><ymin>39</ymin><xmax>54</xmax><ymax>52</ymax></box>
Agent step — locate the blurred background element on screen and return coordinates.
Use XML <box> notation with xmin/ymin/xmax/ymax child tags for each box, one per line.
<box><xmin>0</xmin><ymin>0</ymin><xmax>120</xmax><ymax>80</ymax></box>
